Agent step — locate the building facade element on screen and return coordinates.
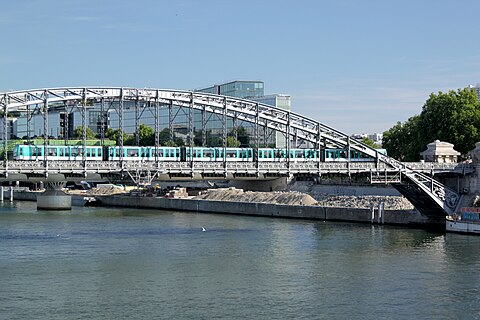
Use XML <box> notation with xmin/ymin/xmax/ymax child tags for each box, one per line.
<box><xmin>195</xmin><ymin>80</ymin><xmax>265</xmax><ymax>99</ymax></box>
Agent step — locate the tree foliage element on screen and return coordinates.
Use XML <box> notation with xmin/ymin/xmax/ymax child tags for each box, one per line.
<box><xmin>132</xmin><ymin>124</ymin><xmax>155</xmax><ymax>146</ymax></box>
<box><xmin>157</xmin><ymin>128</ymin><xmax>184</xmax><ymax>146</ymax></box>
<box><xmin>361</xmin><ymin>137</ymin><xmax>379</xmax><ymax>149</ymax></box>
<box><xmin>382</xmin><ymin>116</ymin><xmax>421</xmax><ymax>161</ymax></box>
<box><xmin>383</xmin><ymin>88</ymin><xmax>480</xmax><ymax>161</ymax></box>
<box><xmin>105</xmin><ymin>128</ymin><xmax>129</xmax><ymax>146</ymax></box>
<box><xmin>73</xmin><ymin>126</ymin><xmax>97</xmax><ymax>140</ymax></box>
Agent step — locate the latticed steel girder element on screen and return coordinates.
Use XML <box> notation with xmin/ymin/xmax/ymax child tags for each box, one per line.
<box><xmin>0</xmin><ymin>87</ymin><xmax>461</xmax><ymax>215</ymax></box>
<box><xmin>1</xmin><ymin>87</ymin><xmax>371</xmax><ymax>154</ymax></box>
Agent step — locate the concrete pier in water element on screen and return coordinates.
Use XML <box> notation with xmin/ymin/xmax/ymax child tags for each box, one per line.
<box><xmin>37</xmin><ymin>189</ymin><xmax>72</xmax><ymax>210</ymax></box>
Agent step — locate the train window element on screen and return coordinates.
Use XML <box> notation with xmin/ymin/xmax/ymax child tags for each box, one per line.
<box><xmin>127</xmin><ymin>149</ymin><xmax>139</xmax><ymax>157</ymax></box>
<box><xmin>48</xmin><ymin>148</ymin><xmax>56</xmax><ymax>156</ymax></box>
<box><xmin>71</xmin><ymin>148</ymin><xmax>79</xmax><ymax>156</ymax></box>
<box><xmin>203</xmin><ymin>150</ymin><xmax>213</xmax><ymax>158</ymax></box>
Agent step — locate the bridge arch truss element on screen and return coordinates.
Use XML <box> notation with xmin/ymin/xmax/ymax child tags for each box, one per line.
<box><xmin>0</xmin><ymin>87</ymin><xmax>463</xmax><ymax>216</ymax></box>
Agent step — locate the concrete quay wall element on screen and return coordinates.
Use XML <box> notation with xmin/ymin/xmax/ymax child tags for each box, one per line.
<box><xmin>97</xmin><ymin>195</ymin><xmax>431</xmax><ymax>226</ymax></box>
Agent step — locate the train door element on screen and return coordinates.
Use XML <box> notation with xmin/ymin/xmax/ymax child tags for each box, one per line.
<box><xmin>102</xmin><ymin>146</ymin><xmax>109</xmax><ymax>161</ymax></box>
<box><xmin>180</xmin><ymin>147</ymin><xmax>187</xmax><ymax>162</ymax></box>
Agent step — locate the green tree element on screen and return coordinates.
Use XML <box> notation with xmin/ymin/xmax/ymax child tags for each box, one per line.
<box><xmin>133</xmin><ymin>124</ymin><xmax>155</xmax><ymax>146</ymax></box>
<box><xmin>73</xmin><ymin>126</ymin><xmax>97</xmax><ymax>139</ymax></box>
<box><xmin>105</xmin><ymin>128</ymin><xmax>129</xmax><ymax>146</ymax></box>
<box><xmin>227</xmin><ymin>136</ymin><xmax>241</xmax><ymax>147</ymax></box>
<box><xmin>174</xmin><ymin>136</ymin><xmax>185</xmax><ymax>146</ymax></box>
<box><xmin>156</xmin><ymin>128</ymin><xmax>184</xmax><ymax>146</ymax></box>
<box><xmin>419</xmin><ymin>88</ymin><xmax>480</xmax><ymax>154</ymax></box>
<box><xmin>383</xmin><ymin>115</ymin><xmax>421</xmax><ymax>161</ymax></box>
<box><xmin>383</xmin><ymin>88</ymin><xmax>480</xmax><ymax>161</ymax></box>
<box><xmin>158</xmin><ymin>128</ymin><xmax>172</xmax><ymax>145</ymax></box>
<box><xmin>124</xmin><ymin>134</ymin><xmax>135</xmax><ymax>146</ymax></box>
<box><xmin>361</xmin><ymin>137</ymin><xmax>379</xmax><ymax>149</ymax></box>
<box><xmin>194</xmin><ymin>130</ymin><xmax>212</xmax><ymax>146</ymax></box>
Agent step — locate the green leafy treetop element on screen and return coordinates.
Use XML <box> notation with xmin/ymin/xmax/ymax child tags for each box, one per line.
<box><xmin>383</xmin><ymin>88</ymin><xmax>480</xmax><ymax>161</ymax></box>
<box><xmin>361</xmin><ymin>137</ymin><xmax>379</xmax><ymax>149</ymax></box>
<box><xmin>73</xmin><ymin>126</ymin><xmax>97</xmax><ymax>140</ymax></box>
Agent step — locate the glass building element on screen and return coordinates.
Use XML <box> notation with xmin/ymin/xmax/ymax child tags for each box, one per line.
<box><xmin>196</xmin><ymin>80</ymin><xmax>265</xmax><ymax>99</ymax></box>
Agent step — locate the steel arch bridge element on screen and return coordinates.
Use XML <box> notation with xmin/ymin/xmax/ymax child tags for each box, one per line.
<box><xmin>0</xmin><ymin>87</ymin><xmax>463</xmax><ymax>217</ymax></box>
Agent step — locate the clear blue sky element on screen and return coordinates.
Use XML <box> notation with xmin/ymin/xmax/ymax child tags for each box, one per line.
<box><xmin>1</xmin><ymin>0</ymin><xmax>479</xmax><ymax>134</ymax></box>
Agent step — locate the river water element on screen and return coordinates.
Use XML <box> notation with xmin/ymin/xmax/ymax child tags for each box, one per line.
<box><xmin>1</xmin><ymin>201</ymin><xmax>479</xmax><ymax>319</ymax></box>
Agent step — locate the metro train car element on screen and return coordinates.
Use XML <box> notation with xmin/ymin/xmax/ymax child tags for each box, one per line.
<box><xmin>257</xmin><ymin>148</ymin><xmax>319</xmax><ymax>161</ymax></box>
<box><xmin>13</xmin><ymin>144</ymin><xmax>103</xmax><ymax>161</ymax></box>
<box><xmin>324</xmin><ymin>148</ymin><xmax>387</xmax><ymax>162</ymax></box>
<box><xmin>13</xmin><ymin>144</ymin><xmax>385</xmax><ymax>163</ymax></box>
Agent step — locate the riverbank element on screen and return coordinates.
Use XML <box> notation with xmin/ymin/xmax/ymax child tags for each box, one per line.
<box><xmin>97</xmin><ymin>193</ymin><xmax>436</xmax><ymax>226</ymax></box>
<box><xmin>8</xmin><ymin>186</ymin><xmax>441</xmax><ymax>227</ymax></box>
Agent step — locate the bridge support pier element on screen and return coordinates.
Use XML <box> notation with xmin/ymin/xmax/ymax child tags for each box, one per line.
<box><xmin>37</xmin><ymin>182</ymin><xmax>71</xmax><ymax>210</ymax></box>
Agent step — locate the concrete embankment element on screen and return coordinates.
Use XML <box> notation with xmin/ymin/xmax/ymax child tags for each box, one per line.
<box><xmin>97</xmin><ymin>195</ymin><xmax>433</xmax><ymax>226</ymax></box>
<box><xmin>8</xmin><ymin>187</ymin><xmax>438</xmax><ymax>226</ymax></box>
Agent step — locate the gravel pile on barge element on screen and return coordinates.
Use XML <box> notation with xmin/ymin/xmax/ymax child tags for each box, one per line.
<box><xmin>194</xmin><ymin>188</ymin><xmax>317</xmax><ymax>206</ymax></box>
<box><xmin>195</xmin><ymin>186</ymin><xmax>414</xmax><ymax>210</ymax></box>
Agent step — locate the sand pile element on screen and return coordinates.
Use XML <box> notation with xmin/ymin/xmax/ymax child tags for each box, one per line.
<box><xmin>195</xmin><ymin>188</ymin><xmax>317</xmax><ymax>206</ymax></box>
<box><xmin>86</xmin><ymin>186</ymin><xmax>126</xmax><ymax>196</ymax></box>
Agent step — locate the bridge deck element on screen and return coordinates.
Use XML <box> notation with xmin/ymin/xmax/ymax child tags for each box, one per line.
<box><xmin>0</xmin><ymin>160</ymin><xmax>472</xmax><ymax>179</ymax></box>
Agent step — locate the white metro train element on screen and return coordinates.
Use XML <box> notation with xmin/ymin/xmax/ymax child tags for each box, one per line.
<box><xmin>13</xmin><ymin>144</ymin><xmax>386</xmax><ymax>162</ymax></box>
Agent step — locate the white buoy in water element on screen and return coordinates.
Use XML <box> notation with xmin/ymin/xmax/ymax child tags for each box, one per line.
<box><xmin>202</xmin><ymin>227</ymin><xmax>206</xmax><ymax>232</ymax></box>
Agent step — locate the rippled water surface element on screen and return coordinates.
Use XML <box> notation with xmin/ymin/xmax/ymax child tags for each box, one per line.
<box><xmin>1</xmin><ymin>201</ymin><xmax>480</xmax><ymax>319</ymax></box>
